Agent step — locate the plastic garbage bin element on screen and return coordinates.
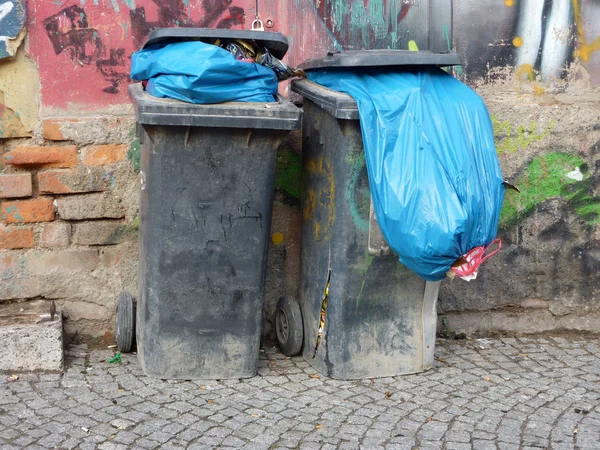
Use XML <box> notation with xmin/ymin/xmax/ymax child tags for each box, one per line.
<box><xmin>281</xmin><ymin>50</ymin><xmax>461</xmax><ymax>380</ymax></box>
<box><xmin>128</xmin><ymin>29</ymin><xmax>301</xmax><ymax>380</ymax></box>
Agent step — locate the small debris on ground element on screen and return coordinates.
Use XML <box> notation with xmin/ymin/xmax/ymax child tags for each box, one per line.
<box><xmin>107</xmin><ymin>353</ymin><xmax>122</xmax><ymax>364</ymax></box>
<box><xmin>477</xmin><ymin>338</ymin><xmax>495</xmax><ymax>349</ymax></box>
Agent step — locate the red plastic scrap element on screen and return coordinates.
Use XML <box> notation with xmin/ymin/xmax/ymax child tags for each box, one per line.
<box><xmin>450</xmin><ymin>239</ymin><xmax>502</xmax><ymax>278</ymax></box>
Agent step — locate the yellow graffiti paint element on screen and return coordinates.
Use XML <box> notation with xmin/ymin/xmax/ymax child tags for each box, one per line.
<box><xmin>505</xmin><ymin>0</ymin><xmax>514</xmax><ymax>6</ymax></box>
<box><xmin>271</xmin><ymin>232</ymin><xmax>284</xmax><ymax>245</ymax></box>
<box><xmin>572</xmin><ymin>0</ymin><xmax>600</xmax><ymax>63</ymax></box>
<box><xmin>516</xmin><ymin>63</ymin><xmax>535</xmax><ymax>80</ymax></box>
<box><xmin>512</xmin><ymin>36</ymin><xmax>523</xmax><ymax>47</ymax></box>
<box><xmin>532</xmin><ymin>84</ymin><xmax>546</xmax><ymax>96</ymax></box>
<box><xmin>575</xmin><ymin>37</ymin><xmax>600</xmax><ymax>63</ymax></box>
<box><xmin>303</xmin><ymin>188</ymin><xmax>316</xmax><ymax>220</ymax></box>
<box><xmin>491</xmin><ymin>116</ymin><xmax>555</xmax><ymax>154</ymax></box>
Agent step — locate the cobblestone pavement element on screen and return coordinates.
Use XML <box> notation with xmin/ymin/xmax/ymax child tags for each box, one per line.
<box><xmin>1</xmin><ymin>336</ymin><xmax>600</xmax><ymax>450</ymax></box>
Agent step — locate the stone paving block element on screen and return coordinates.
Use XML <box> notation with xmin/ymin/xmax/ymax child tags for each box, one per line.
<box><xmin>3</xmin><ymin>337</ymin><xmax>600</xmax><ymax>449</ymax></box>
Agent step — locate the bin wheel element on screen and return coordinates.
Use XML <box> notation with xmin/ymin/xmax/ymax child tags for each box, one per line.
<box><xmin>116</xmin><ymin>292</ymin><xmax>135</xmax><ymax>353</ymax></box>
<box><xmin>276</xmin><ymin>296</ymin><xmax>303</xmax><ymax>356</ymax></box>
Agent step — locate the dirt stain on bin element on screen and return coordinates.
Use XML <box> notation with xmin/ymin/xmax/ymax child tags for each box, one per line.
<box><xmin>303</xmin><ymin>157</ymin><xmax>336</xmax><ymax>241</ymax></box>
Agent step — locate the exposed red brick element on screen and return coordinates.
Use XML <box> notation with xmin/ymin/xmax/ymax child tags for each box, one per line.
<box><xmin>38</xmin><ymin>169</ymin><xmax>112</xmax><ymax>194</ymax></box>
<box><xmin>84</xmin><ymin>145</ymin><xmax>127</xmax><ymax>166</ymax></box>
<box><xmin>3</xmin><ymin>146</ymin><xmax>78</xmax><ymax>168</ymax></box>
<box><xmin>0</xmin><ymin>226</ymin><xmax>34</xmax><ymax>249</ymax></box>
<box><xmin>42</xmin><ymin>119</ymin><xmax>74</xmax><ymax>141</ymax></box>
<box><xmin>2</xmin><ymin>198</ymin><xmax>55</xmax><ymax>223</ymax></box>
<box><xmin>0</xmin><ymin>173</ymin><xmax>32</xmax><ymax>199</ymax></box>
<box><xmin>37</xmin><ymin>171</ymin><xmax>70</xmax><ymax>194</ymax></box>
<box><xmin>38</xmin><ymin>117</ymin><xmax>135</xmax><ymax>145</ymax></box>
<box><xmin>40</xmin><ymin>222</ymin><xmax>71</xmax><ymax>248</ymax></box>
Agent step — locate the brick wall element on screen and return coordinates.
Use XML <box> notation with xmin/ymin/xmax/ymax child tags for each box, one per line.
<box><xmin>0</xmin><ymin>118</ymin><xmax>139</xmax><ymax>335</ymax></box>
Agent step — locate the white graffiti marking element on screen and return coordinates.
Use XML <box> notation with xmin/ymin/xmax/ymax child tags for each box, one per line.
<box><xmin>0</xmin><ymin>1</ymin><xmax>15</xmax><ymax>42</ymax></box>
<box><xmin>0</xmin><ymin>1</ymin><xmax>14</xmax><ymax>22</ymax></box>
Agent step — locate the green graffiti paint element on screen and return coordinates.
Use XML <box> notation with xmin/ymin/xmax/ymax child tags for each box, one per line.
<box><xmin>3</xmin><ymin>205</ymin><xmax>23</xmax><ymax>222</ymax></box>
<box><xmin>355</xmin><ymin>253</ymin><xmax>375</xmax><ymax>277</ymax></box>
<box><xmin>350</xmin><ymin>0</ymin><xmax>368</xmax><ymax>48</ymax></box>
<box><xmin>127</xmin><ymin>137</ymin><xmax>141</xmax><ymax>173</ymax></box>
<box><xmin>275</xmin><ymin>149</ymin><xmax>302</xmax><ymax>200</ymax></box>
<box><xmin>355</xmin><ymin>279</ymin><xmax>366</xmax><ymax>314</ymax></box>
<box><xmin>121</xmin><ymin>0</ymin><xmax>135</xmax><ymax>10</ymax></box>
<box><xmin>345</xmin><ymin>150</ymin><xmax>370</xmax><ymax>232</ymax></box>
<box><xmin>500</xmin><ymin>152</ymin><xmax>600</xmax><ymax>228</ymax></box>
<box><xmin>442</xmin><ymin>25</ymin><xmax>452</xmax><ymax>51</ymax></box>
<box><xmin>492</xmin><ymin>116</ymin><xmax>555</xmax><ymax>154</ymax></box>
<box><xmin>390</xmin><ymin>0</ymin><xmax>399</xmax><ymax>49</ymax></box>
<box><xmin>368</xmin><ymin>0</ymin><xmax>386</xmax><ymax>41</ymax></box>
<box><xmin>354</xmin><ymin>253</ymin><xmax>374</xmax><ymax>314</ymax></box>
<box><xmin>331</xmin><ymin>0</ymin><xmax>350</xmax><ymax>34</ymax></box>
<box><xmin>121</xmin><ymin>20</ymin><xmax>129</xmax><ymax>38</ymax></box>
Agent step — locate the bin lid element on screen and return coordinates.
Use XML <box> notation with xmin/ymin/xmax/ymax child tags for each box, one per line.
<box><xmin>143</xmin><ymin>28</ymin><xmax>289</xmax><ymax>60</ymax></box>
<box><xmin>291</xmin><ymin>79</ymin><xmax>359</xmax><ymax>120</ymax></box>
<box><xmin>298</xmin><ymin>50</ymin><xmax>461</xmax><ymax>71</ymax></box>
<box><xmin>128</xmin><ymin>83</ymin><xmax>301</xmax><ymax>130</ymax></box>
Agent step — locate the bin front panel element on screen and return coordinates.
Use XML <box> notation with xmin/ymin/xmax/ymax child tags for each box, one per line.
<box><xmin>137</xmin><ymin>125</ymin><xmax>282</xmax><ymax>379</ymax></box>
<box><xmin>300</xmin><ymin>99</ymin><xmax>428</xmax><ymax>380</ymax></box>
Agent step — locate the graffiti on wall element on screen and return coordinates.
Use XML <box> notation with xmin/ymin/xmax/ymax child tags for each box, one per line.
<box><xmin>454</xmin><ymin>0</ymin><xmax>600</xmax><ymax>85</ymax></box>
<box><xmin>43</xmin><ymin>6</ymin><xmax>129</xmax><ymax>94</ymax></box>
<box><xmin>129</xmin><ymin>0</ymin><xmax>246</xmax><ymax>49</ymax></box>
<box><xmin>308</xmin><ymin>0</ymin><xmax>600</xmax><ymax>84</ymax></box>
<box><xmin>0</xmin><ymin>0</ymin><xmax>25</xmax><ymax>59</ymax></box>
<box><xmin>500</xmin><ymin>150</ymin><xmax>600</xmax><ymax>229</ymax></box>
<box><xmin>24</xmin><ymin>0</ymin><xmax>600</xmax><ymax>110</ymax></box>
<box><xmin>27</xmin><ymin>0</ymin><xmax>251</xmax><ymax>107</ymax></box>
<box><xmin>310</xmin><ymin>0</ymin><xmax>452</xmax><ymax>53</ymax></box>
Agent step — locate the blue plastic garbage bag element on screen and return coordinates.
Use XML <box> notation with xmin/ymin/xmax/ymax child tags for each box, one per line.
<box><xmin>130</xmin><ymin>41</ymin><xmax>278</xmax><ymax>104</ymax></box>
<box><xmin>307</xmin><ymin>67</ymin><xmax>505</xmax><ymax>281</ymax></box>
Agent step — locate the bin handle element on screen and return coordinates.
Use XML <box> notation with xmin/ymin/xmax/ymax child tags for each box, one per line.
<box><xmin>252</xmin><ymin>19</ymin><xmax>264</xmax><ymax>31</ymax></box>
<box><xmin>252</xmin><ymin>0</ymin><xmax>264</xmax><ymax>31</ymax></box>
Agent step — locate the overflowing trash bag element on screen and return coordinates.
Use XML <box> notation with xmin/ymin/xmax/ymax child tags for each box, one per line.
<box><xmin>307</xmin><ymin>67</ymin><xmax>505</xmax><ymax>281</ymax></box>
<box><xmin>214</xmin><ymin>38</ymin><xmax>305</xmax><ymax>81</ymax></box>
<box><xmin>130</xmin><ymin>41</ymin><xmax>277</xmax><ymax>103</ymax></box>
<box><xmin>130</xmin><ymin>38</ymin><xmax>304</xmax><ymax>104</ymax></box>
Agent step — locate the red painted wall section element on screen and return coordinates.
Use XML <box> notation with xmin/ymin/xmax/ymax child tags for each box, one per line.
<box><xmin>26</xmin><ymin>0</ymin><xmax>289</xmax><ymax>110</ymax></box>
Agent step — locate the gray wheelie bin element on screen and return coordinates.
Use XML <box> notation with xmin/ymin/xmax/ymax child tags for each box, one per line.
<box><xmin>128</xmin><ymin>29</ymin><xmax>301</xmax><ymax>380</ymax></box>
<box><xmin>277</xmin><ymin>50</ymin><xmax>461</xmax><ymax>380</ymax></box>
